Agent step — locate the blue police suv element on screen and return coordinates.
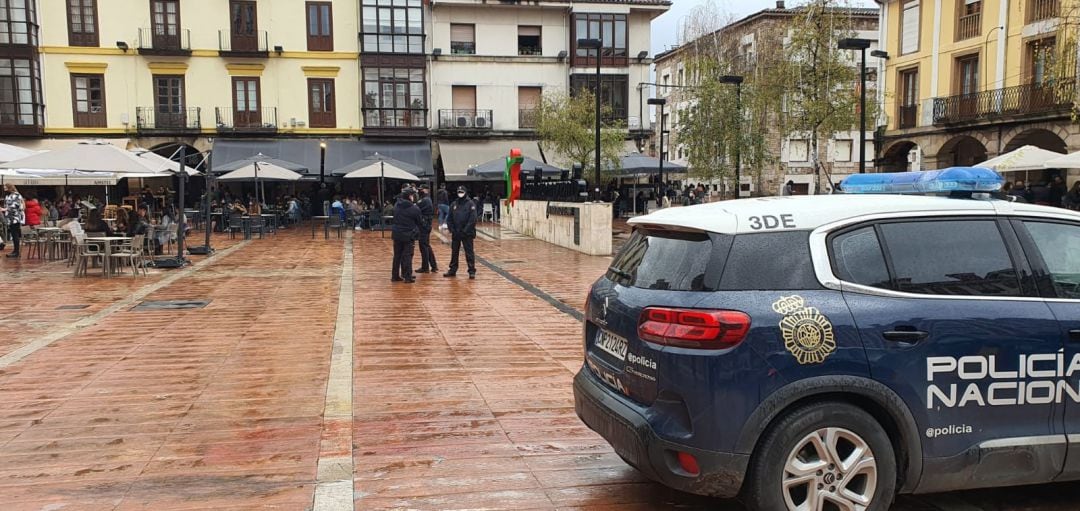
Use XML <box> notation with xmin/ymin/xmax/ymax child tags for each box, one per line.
<box><xmin>574</xmin><ymin>168</ymin><xmax>1080</xmax><ymax>510</ymax></box>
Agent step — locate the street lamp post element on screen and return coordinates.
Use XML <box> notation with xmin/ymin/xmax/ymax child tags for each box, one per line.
<box><xmin>647</xmin><ymin>97</ymin><xmax>666</xmax><ymax>202</ymax></box>
<box><xmin>577</xmin><ymin>38</ymin><xmax>602</xmax><ymax>201</ymax></box>
<box><xmin>319</xmin><ymin>141</ymin><xmax>327</xmax><ymax>184</ymax></box>
<box><xmin>839</xmin><ymin>38</ymin><xmax>872</xmax><ymax>173</ymax></box>
<box><xmin>719</xmin><ymin>75</ymin><xmax>744</xmax><ymax>197</ymax></box>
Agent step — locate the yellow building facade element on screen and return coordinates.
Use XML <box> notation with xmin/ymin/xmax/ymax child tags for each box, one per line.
<box><xmin>34</xmin><ymin>0</ymin><xmax>361</xmax><ymax>152</ymax></box>
<box><xmin>878</xmin><ymin>0</ymin><xmax>1077</xmax><ymax>173</ymax></box>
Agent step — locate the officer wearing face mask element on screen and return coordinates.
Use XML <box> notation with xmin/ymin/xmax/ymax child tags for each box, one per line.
<box><xmin>391</xmin><ymin>187</ymin><xmax>423</xmax><ymax>283</ymax></box>
<box><xmin>444</xmin><ymin>185</ymin><xmax>478</xmax><ymax>279</ymax></box>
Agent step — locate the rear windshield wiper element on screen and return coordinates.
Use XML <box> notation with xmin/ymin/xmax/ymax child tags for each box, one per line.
<box><xmin>607</xmin><ymin>267</ymin><xmax>632</xmax><ymax>280</ymax></box>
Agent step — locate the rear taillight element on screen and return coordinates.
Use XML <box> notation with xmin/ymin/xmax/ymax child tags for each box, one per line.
<box><xmin>638</xmin><ymin>307</ymin><xmax>750</xmax><ymax>349</ymax></box>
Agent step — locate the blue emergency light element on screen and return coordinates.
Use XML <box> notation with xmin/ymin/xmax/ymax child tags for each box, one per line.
<box><xmin>839</xmin><ymin>167</ymin><xmax>1004</xmax><ymax>195</ymax></box>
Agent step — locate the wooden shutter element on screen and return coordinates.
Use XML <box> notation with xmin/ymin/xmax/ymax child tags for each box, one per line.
<box><xmin>901</xmin><ymin>1</ymin><xmax>919</xmax><ymax>55</ymax></box>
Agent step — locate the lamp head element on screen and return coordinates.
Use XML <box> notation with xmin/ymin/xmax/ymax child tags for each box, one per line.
<box><xmin>838</xmin><ymin>38</ymin><xmax>872</xmax><ymax>50</ymax></box>
<box><xmin>719</xmin><ymin>75</ymin><xmax>744</xmax><ymax>85</ymax></box>
<box><xmin>647</xmin><ymin>98</ymin><xmax>667</xmax><ymax>106</ymax></box>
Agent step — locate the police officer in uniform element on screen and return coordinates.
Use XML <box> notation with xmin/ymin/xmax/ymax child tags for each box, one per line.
<box><xmin>415</xmin><ymin>185</ymin><xmax>439</xmax><ymax>274</ymax></box>
<box><xmin>391</xmin><ymin>187</ymin><xmax>423</xmax><ymax>283</ymax></box>
<box><xmin>444</xmin><ymin>185</ymin><xmax>478</xmax><ymax>279</ymax></box>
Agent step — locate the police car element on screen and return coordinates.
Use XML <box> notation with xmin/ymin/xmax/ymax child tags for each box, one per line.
<box><xmin>574</xmin><ymin>167</ymin><xmax>1080</xmax><ymax>510</ymax></box>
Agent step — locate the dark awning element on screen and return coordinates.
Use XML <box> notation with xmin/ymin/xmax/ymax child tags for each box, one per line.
<box><xmin>467</xmin><ymin>156</ymin><xmax>564</xmax><ymax>181</ymax></box>
<box><xmin>611</xmin><ymin>152</ymin><xmax>688</xmax><ymax>177</ymax></box>
<box><xmin>209</xmin><ymin>139</ymin><xmax>433</xmax><ymax>178</ymax></box>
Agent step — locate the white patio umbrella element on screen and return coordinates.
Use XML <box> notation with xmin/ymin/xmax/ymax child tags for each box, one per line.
<box><xmin>977</xmin><ymin>145</ymin><xmax>1066</xmax><ymax>173</ymax></box>
<box><xmin>0</xmin><ymin>169</ymin><xmax>119</xmax><ymax>187</ymax></box>
<box><xmin>1044</xmin><ymin>150</ymin><xmax>1080</xmax><ymax>169</ymax></box>
<box><xmin>0</xmin><ymin>141</ymin><xmax>166</xmax><ymax>175</ymax></box>
<box><xmin>0</xmin><ymin>143</ymin><xmax>38</xmax><ymax>163</ymax></box>
<box><xmin>130</xmin><ymin>147</ymin><xmax>201</xmax><ymax>176</ymax></box>
<box><xmin>217</xmin><ymin>161</ymin><xmax>302</xmax><ymax>208</ymax></box>
<box><xmin>340</xmin><ymin>154</ymin><xmax>419</xmax><ymax>210</ymax></box>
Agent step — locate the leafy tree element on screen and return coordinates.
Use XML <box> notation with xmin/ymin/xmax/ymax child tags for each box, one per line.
<box><xmin>675</xmin><ymin>0</ymin><xmax>871</xmax><ymax>195</ymax></box>
<box><xmin>535</xmin><ymin>90</ymin><xmax>626</xmax><ymax>186</ymax></box>
<box><xmin>771</xmin><ymin>0</ymin><xmax>865</xmax><ymax>190</ymax></box>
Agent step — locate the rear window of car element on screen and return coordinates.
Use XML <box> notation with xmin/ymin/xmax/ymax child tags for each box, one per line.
<box><xmin>608</xmin><ymin>229</ymin><xmax>730</xmax><ymax>291</ymax></box>
<box><xmin>718</xmin><ymin>231</ymin><xmax>823</xmax><ymax>290</ymax></box>
<box><xmin>608</xmin><ymin>229</ymin><xmax>821</xmax><ymax>291</ymax></box>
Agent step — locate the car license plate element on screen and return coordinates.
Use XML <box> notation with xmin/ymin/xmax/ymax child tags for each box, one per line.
<box><xmin>596</xmin><ymin>330</ymin><xmax>628</xmax><ymax>361</ymax></box>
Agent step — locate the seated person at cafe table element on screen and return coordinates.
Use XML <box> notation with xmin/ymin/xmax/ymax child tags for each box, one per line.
<box><xmin>128</xmin><ymin>205</ymin><xmax>150</xmax><ymax>237</ymax></box>
<box><xmin>230</xmin><ymin>201</ymin><xmax>247</xmax><ymax>216</ymax></box>
<box><xmin>83</xmin><ymin>208</ymin><xmax>114</xmax><ymax>236</ymax></box>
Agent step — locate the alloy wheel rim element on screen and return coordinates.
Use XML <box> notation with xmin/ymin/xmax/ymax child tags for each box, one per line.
<box><xmin>781</xmin><ymin>427</ymin><xmax>877</xmax><ymax>511</ymax></box>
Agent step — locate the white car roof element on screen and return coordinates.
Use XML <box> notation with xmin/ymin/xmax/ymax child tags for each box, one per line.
<box><xmin>627</xmin><ymin>195</ymin><xmax>1080</xmax><ymax>235</ymax></box>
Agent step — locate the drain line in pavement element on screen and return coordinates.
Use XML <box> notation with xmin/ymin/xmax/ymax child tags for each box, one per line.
<box><xmin>314</xmin><ymin>231</ymin><xmax>355</xmax><ymax>511</ymax></box>
<box><xmin>433</xmin><ymin>230</ymin><xmax>584</xmax><ymax>322</ymax></box>
<box><xmin>0</xmin><ymin>241</ymin><xmax>251</xmax><ymax>369</ymax></box>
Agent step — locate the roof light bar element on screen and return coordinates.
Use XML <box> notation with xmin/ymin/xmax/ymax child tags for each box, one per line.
<box><xmin>840</xmin><ymin>167</ymin><xmax>1004</xmax><ymax>195</ymax></box>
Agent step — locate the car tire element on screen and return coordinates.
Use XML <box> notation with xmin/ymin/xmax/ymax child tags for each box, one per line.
<box><xmin>741</xmin><ymin>401</ymin><xmax>896</xmax><ymax>511</ymax></box>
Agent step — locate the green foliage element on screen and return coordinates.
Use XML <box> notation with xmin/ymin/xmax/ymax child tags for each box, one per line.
<box><xmin>676</xmin><ymin>0</ymin><xmax>872</xmax><ymax>191</ymax></box>
<box><xmin>535</xmin><ymin>90</ymin><xmax>626</xmax><ymax>185</ymax></box>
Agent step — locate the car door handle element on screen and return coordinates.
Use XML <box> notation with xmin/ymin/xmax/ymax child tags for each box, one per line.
<box><xmin>882</xmin><ymin>330</ymin><xmax>929</xmax><ymax>343</ymax></box>
<box><xmin>1069</xmin><ymin>329</ymin><xmax>1080</xmax><ymax>342</ymax></box>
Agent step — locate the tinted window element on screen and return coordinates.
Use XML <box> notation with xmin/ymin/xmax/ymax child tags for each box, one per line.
<box><xmin>719</xmin><ymin>231</ymin><xmax>822</xmax><ymax>290</ymax></box>
<box><xmin>831</xmin><ymin>226</ymin><xmax>890</xmax><ymax>287</ymax></box>
<box><xmin>880</xmin><ymin>220</ymin><xmax>1020</xmax><ymax>296</ymax></box>
<box><xmin>1023</xmin><ymin>221</ymin><xmax>1080</xmax><ymax>299</ymax></box>
<box><xmin>608</xmin><ymin>230</ymin><xmax>729</xmax><ymax>291</ymax></box>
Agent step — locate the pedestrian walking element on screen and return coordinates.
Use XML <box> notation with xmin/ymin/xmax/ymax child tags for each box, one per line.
<box><xmin>2</xmin><ymin>184</ymin><xmax>24</xmax><ymax>257</ymax></box>
<box><xmin>444</xmin><ymin>186</ymin><xmax>478</xmax><ymax>279</ymax></box>
<box><xmin>415</xmin><ymin>185</ymin><xmax>439</xmax><ymax>274</ymax></box>
<box><xmin>1051</xmin><ymin>175</ymin><xmax>1067</xmax><ymax>207</ymax></box>
<box><xmin>436</xmin><ymin>183</ymin><xmax>450</xmax><ymax>229</ymax></box>
<box><xmin>391</xmin><ymin>187</ymin><xmax>423</xmax><ymax>283</ymax></box>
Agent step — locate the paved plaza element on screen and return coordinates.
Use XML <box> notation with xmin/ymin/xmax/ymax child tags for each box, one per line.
<box><xmin>1</xmin><ymin>224</ymin><xmax>1079</xmax><ymax>510</ymax></box>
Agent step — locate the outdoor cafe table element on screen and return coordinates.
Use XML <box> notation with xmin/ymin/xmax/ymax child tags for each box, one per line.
<box><xmin>84</xmin><ymin>236</ymin><xmax>131</xmax><ymax>278</ymax></box>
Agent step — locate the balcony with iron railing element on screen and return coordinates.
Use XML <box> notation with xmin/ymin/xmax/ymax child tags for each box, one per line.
<box><xmin>439</xmin><ymin>109</ymin><xmax>493</xmax><ymax>131</ymax></box>
<box><xmin>215</xmin><ymin>107</ymin><xmax>277</xmax><ymax>134</ymax></box>
<box><xmin>518</xmin><ymin>109</ymin><xmax>538</xmax><ymax>129</ymax></box>
<box><xmin>1029</xmin><ymin>0</ymin><xmax>1059</xmax><ymax>22</ymax></box>
<box><xmin>450</xmin><ymin>41</ymin><xmax>475</xmax><ymax>55</ymax></box>
<box><xmin>136</xmin><ymin>106</ymin><xmax>201</xmax><ymax>134</ymax></box>
<box><xmin>362</xmin><ymin>108</ymin><xmax>428</xmax><ymax>137</ymax></box>
<box><xmin>218</xmin><ymin>30</ymin><xmax>269</xmax><ymax>57</ymax></box>
<box><xmin>898</xmin><ymin>104</ymin><xmax>918</xmax><ymax>129</ymax></box>
<box><xmin>518</xmin><ymin>46</ymin><xmax>542</xmax><ymax>56</ymax></box>
<box><xmin>137</xmin><ymin>28</ymin><xmax>191</xmax><ymax>56</ymax></box>
<box><xmin>932</xmin><ymin>79</ymin><xmax>1076</xmax><ymax>125</ymax></box>
<box><xmin>956</xmin><ymin>11</ymin><xmax>981</xmax><ymax>41</ymax></box>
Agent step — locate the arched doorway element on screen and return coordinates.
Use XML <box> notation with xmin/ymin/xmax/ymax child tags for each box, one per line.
<box><xmin>938</xmin><ymin>135</ymin><xmax>988</xmax><ymax>167</ymax></box>
<box><xmin>880</xmin><ymin>141</ymin><xmax>921</xmax><ymax>172</ymax></box>
<box><xmin>1004</xmin><ymin>128</ymin><xmax>1067</xmax><ymax>154</ymax></box>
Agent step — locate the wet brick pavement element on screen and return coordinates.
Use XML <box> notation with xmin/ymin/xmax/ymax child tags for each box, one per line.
<box><xmin>0</xmin><ymin>222</ymin><xmax>1078</xmax><ymax>509</ymax></box>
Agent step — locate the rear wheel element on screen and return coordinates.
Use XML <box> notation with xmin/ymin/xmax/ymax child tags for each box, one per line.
<box><xmin>741</xmin><ymin>402</ymin><xmax>896</xmax><ymax>511</ymax></box>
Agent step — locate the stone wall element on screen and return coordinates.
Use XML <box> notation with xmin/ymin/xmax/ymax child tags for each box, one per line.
<box><xmin>500</xmin><ymin>200</ymin><xmax>612</xmax><ymax>256</ymax></box>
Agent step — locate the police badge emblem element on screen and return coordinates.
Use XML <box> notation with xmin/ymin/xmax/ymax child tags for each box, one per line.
<box><xmin>772</xmin><ymin>295</ymin><xmax>836</xmax><ymax>365</ymax></box>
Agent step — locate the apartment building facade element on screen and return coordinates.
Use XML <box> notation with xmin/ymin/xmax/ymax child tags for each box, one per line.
<box><xmin>653</xmin><ymin>4</ymin><xmax>879</xmax><ymax>197</ymax></box>
<box><xmin>878</xmin><ymin>0</ymin><xmax>1075</xmax><ymax>175</ymax></box>
<box><xmin>427</xmin><ymin>0</ymin><xmax>666</xmax><ymax>182</ymax></box>
<box><xmin>1</xmin><ymin>0</ymin><xmax>667</xmax><ymax>179</ymax></box>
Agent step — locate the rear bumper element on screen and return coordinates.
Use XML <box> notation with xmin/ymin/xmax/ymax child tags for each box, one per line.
<box><xmin>573</xmin><ymin>367</ymin><xmax>750</xmax><ymax>498</ymax></box>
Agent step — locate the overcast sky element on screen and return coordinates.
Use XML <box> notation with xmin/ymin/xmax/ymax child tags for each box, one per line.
<box><xmin>651</xmin><ymin>0</ymin><xmax>879</xmax><ymax>55</ymax></box>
